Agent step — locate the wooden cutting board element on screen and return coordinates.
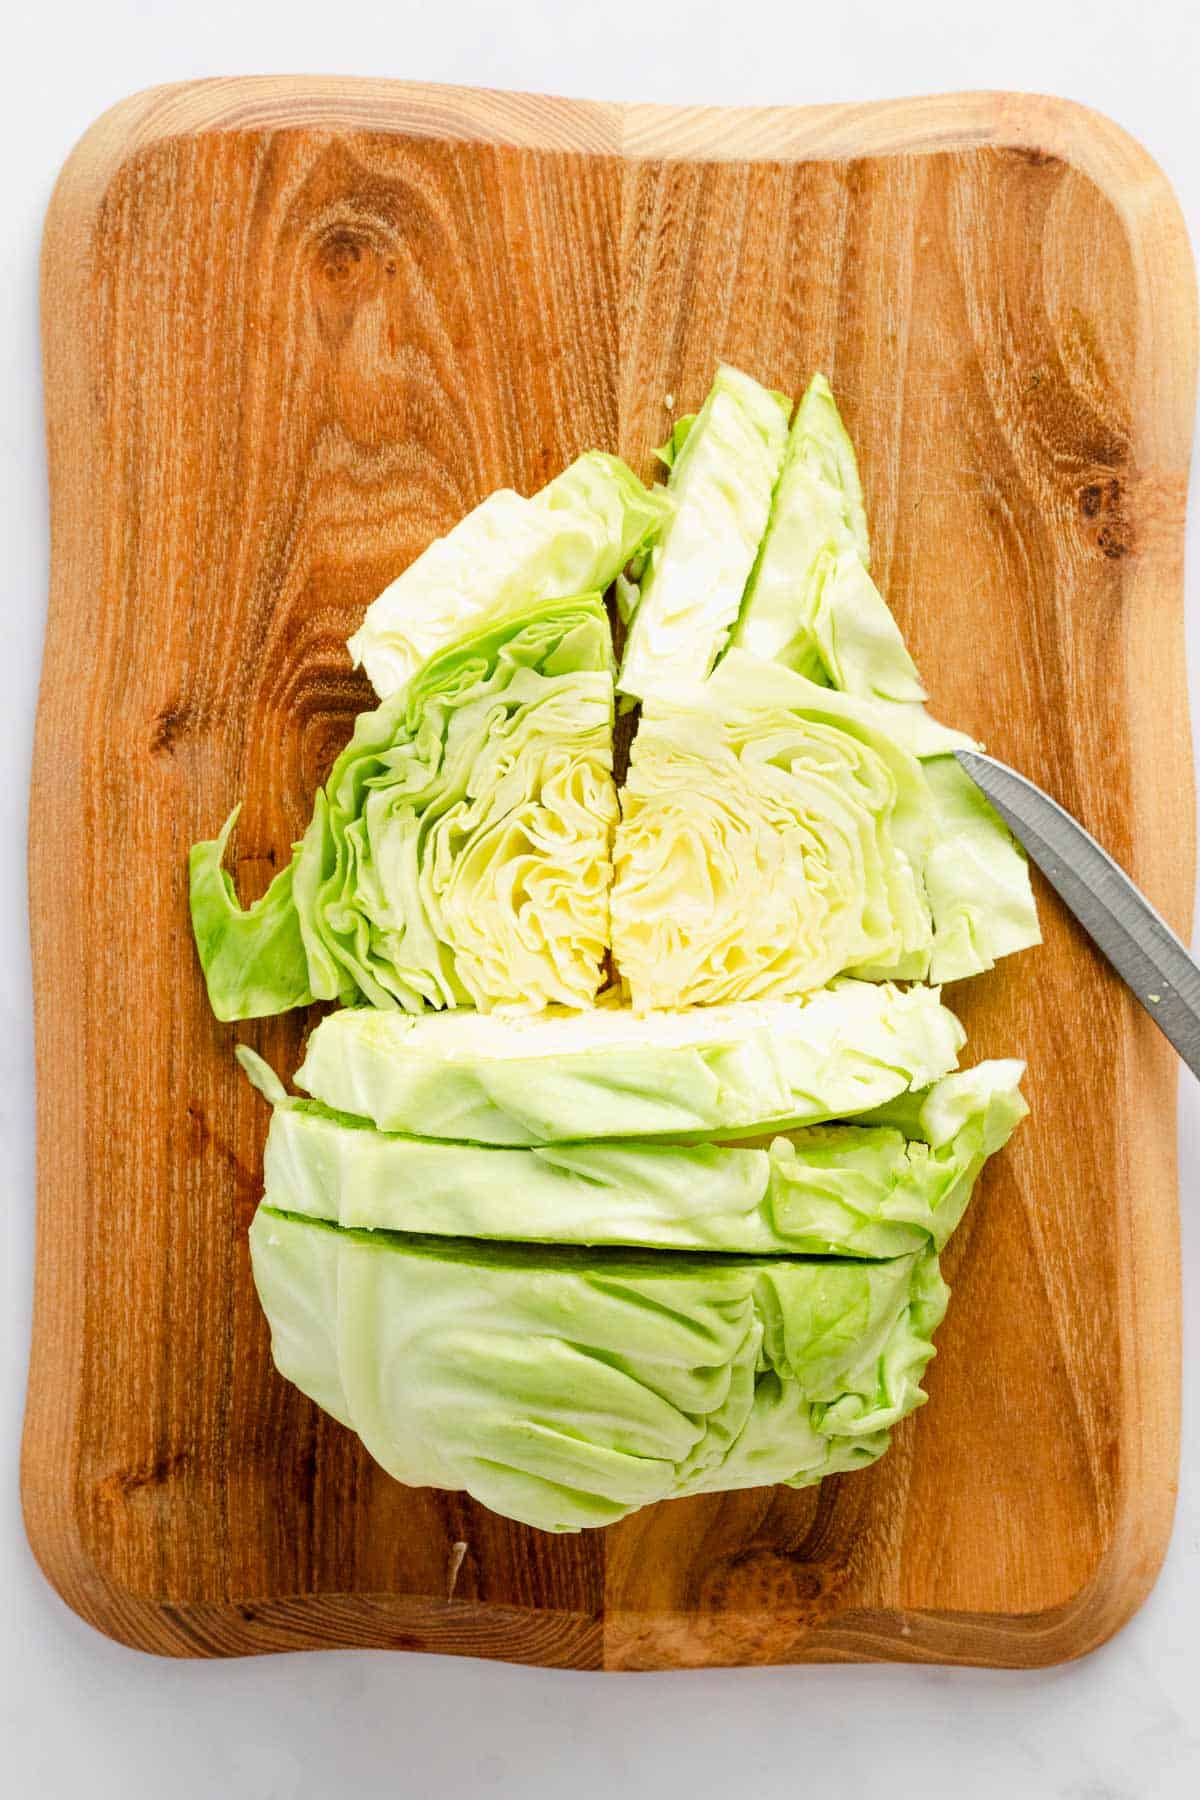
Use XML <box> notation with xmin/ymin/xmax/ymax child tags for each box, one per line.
<box><xmin>25</xmin><ymin>78</ymin><xmax>1196</xmax><ymax>1669</ymax></box>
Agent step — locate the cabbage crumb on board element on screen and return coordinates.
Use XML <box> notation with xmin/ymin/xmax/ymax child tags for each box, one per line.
<box><xmin>190</xmin><ymin>365</ymin><xmax>1040</xmax><ymax>1533</ymax></box>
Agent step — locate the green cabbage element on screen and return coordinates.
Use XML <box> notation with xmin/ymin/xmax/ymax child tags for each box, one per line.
<box><xmin>190</xmin><ymin>593</ymin><xmax>617</xmax><ymax>1022</ymax></box>
<box><xmin>732</xmin><ymin>373</ymin><xmax>924</xmax><ymax>703</ymax></box>
<box><xmin>618</xmin><ymin>366</ymin><xmax>791</xmax><ymax>700</ymax></box>
<box><xmin>612</xmin><ymin>646</ymin><xmax>1039</xmax><ymax>1010</ymax></box>
<box><xmin>243</xmin><ymin>1047</ymin><xmax>1024</xmax><ymax>1257</ymax></box>
<box><xmin>293</xmin><ymin>978</ymin><xmax>965</xmax><ymax>1145</ymax></box>
<box><xmin>612</xmin><ymin>650</ymin><xmax>937</xmax><ymax>1009</ymax></box>
<box><xmin>348</xmin><ymin>453</ymin><xmax>669</xmax><ymax>699</ymax></box>
<box><xmin>187</xmin><ymin>812</ymin><xmax>316</xmax><ymax>1021</ymax></box>
<box><xmin>921</xmin><ymin>755</ymin><xmax>1046</xmax><ymax>982</ymax></box>
<box><xmin>249</xmin><ymin>1207</ymin><xmax>948</xmax><ymax>1531</ymax></box>
<box><xmin>720</xmin><ymin>373</ymin><xmax>1039</xmax><ymax>984</ymax></box>
<box><xmin>191</xmin><ymin>364</ymin><xmax>1039</xmax><ymax>1538</ymax></box>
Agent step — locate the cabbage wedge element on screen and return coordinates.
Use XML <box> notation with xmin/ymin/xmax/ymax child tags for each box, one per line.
<box><xmin>612</xmin><ymin>650</ymin><xmax>944</xmax><ymax>1010</ymax></box>
<box><xmin>349</xmin><ymin>453</ymin><xmax>669</xmax><ymax>699</ymax></box>
<box><xmin>612</xmin><ymin>645</ymin><xmax>1039</xmax><ymax>1008</ymax></box>
<box><xmin>618</xmin><ymin>366</ymin><xmax>790</xmax><ymax>700</ymax></box>
<box><xmin>724</xmin><ymin>371</ymin><xmax>1039</xmax><ymax>984</ymax></box>
<box><xmin>249</xmin><ymin>1208</ymin><xmax>948</xmax><ymax>1532</ymax></box>
<box><xmin>243</xmin><ymin>1047</ymin><xmax>1024</xmax><ymax>1257</ymax></box>
<box><xmin>732</xmin><ymin>372</ymin><xmax>924</xmax><ymax>703</ymax></box>
<box><xmin>190</xmin><ymin>593</ymin><xmax>618</xmax><ymax>1021</ymax></box>
<box><xmin>293</xmin><ymin>978</ymin><xmax>965</xmax><ymax>1145</ymax></box>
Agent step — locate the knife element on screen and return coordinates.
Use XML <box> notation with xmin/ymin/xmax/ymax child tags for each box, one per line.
<box><xmin>953</xmin><ymin>748</ymin><xmax>1200</xmax><ymax>1080</ymax></box>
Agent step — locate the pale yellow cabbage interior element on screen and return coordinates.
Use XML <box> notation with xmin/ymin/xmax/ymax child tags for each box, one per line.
<box><xmin>610</xmin><ymin>671</ymin><xmax>937</xmax><ymax>1013</ymax></box>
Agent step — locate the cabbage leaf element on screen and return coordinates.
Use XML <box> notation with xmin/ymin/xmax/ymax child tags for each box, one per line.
<box><xmin>293</xmin><ymin>978</ymin><xmax>965</xmax><ymax>1145</ymax></box>
<box><xmin>249</xmin><ymin>1208</ymin><xmax>947</xmax><ymax>1532</ymax></box>
<box><xmin>188</xmin><ymin>809</ymin><xmax>315</xmax><ymax>1021</ymax></box>
<box><xmin>349</xmin><ymin>452</ymin><xmax>668</xmax><ymax>699</ymax></box>
<box><xmin>732</xmin><ymin>372</ymin><xmax>923</xmax><ymax>703</ymax></box>
<box><xmin>618</xmin><ymin>366</ymin><xmax>790</xmax><ymax>700</ymax></box>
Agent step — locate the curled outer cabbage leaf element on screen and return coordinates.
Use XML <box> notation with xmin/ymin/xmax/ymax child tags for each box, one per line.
<box><xmin>612</xmin><ymin>650</ymin><xmax>943</xmax><ymax>1010</ymax></box>
<box><xmin>242</xmin><ymin>1047</ymin><xmax>1025</xmax><ymax>1258</ymax></box>
<box><xmin>618</xmin><ymin>366</ymin><xmax>791</xmax><ymax>700</ymax></box>
<box><xmin>190</xmin><ymin>593</ymin><xmax>618</xmax><ymax>1022</ymax></box>
<box><xmin>249</xmin><ymin>1208</ymin><xmax>948</xmax><ymax>1532</ymax></box>
<box><xmin>920</xmin><ymin>754</ymin><xmax>1045</xmax><ymax>982</ymax></box>
<box><xmin>348</xmin><ymin>452</ymin><xmax>670</xmax><ymax>699</ymax></box>
<box><xmin>186</xmin><ymin>811</ymin><xmax>316</xmax><ymax>1022</ymax></box>
<box><xmin>293</xmin><ymin>978</ymin><xmax>966</xmax><ymax>1145</ymax></box>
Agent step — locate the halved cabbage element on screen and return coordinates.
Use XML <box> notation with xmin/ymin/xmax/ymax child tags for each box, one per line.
<box><xmin>190</xmin><ymin>594</ymin><xmax>617</xmax><ymax>1021</ymax></box>
<box><xmin>249</xmin><ymin>1208</ymin><xmax>948</xmax><ymax>1532</ymax></box>
<box><xmin>348</xmin><ymin>452</ymin><xmax>669</xmax><ymax>699</ymax></box>
<box><xmin>243</xmin><ymin>1047</ymin><xmax>1024</xmax><ymax>1257</ymax></box>
<box><xmin>293</xmin><ymin>978</ymin><xmax>965</xmax><ymax>1145</ymax></box>
<box><xmin>618</xmin><ymin>366</ymin><xmax>790</xmax><ymax>700</ymax></box>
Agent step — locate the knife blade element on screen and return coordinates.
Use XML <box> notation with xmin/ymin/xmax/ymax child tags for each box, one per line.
<box><xmin>953</xmin><ymin>748</ymin><xmax>1200</xmax><ymax>1080</ymax></box>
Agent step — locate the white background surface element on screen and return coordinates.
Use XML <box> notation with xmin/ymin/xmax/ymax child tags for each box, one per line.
<box><xmin>3</xmin><ymin>3</ymin><xmax>1197</xmax><ymax>1795</ymax></box>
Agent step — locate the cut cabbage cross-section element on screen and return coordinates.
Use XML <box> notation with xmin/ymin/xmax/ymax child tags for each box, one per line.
<box><xmin>613</xmin><ymin>649</ymin><xmax>945</xmax><ymax>1011</ymax></box>
<box><xmin>349</xmin><ymin>452</ymin><xmax>669</xmax><ymax>700</ymax></box>
<box><xmin>190</xmin><ymin>593</ymin><xmax>618</xmax><ymax>1021</ymax></box>
<box><xmin>249</xmin><ymin>1208</ymin><xmax>948</xmax><ymax>1532</ymax></box>
<box><xmin>293</xmin><ymin>978</ymin><xmax>966</xmax><ymax>1145</ymax></box>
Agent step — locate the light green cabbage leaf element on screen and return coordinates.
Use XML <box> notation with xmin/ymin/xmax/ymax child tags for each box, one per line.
<box><xmin>188</xmin><ymin>809</ymin><xmax>316</xmax><ymax>1021</ymax></box>
<box><xmin>190</xmin><ymin>593</ymin><xmax>617</xmax><ymax>1021</ymax></box>
<box><xmin>732</xmin><ymin>373</ymin><xmax>924</xmax><ymax>702</ymax></box>
<box><xmin>348</xmin><ymin>453</ymin><xmax>669</xmax><ymax>699</ymax></box>
<box><xmin>249</xmin><ymin>1207</ymin><xmax>947</xmax><ymax>1531</ymax></box>
<box><xmin>242</xmin><ymin>1046</ymin><xmax>1024</xmax><ymax>1257</ymax></box>
<box><xmin>292</xmin><ymin>978</ymin><xmax>965</xmax><ymax>1145</ymax></box>
<box><xmin>618</xmin><ymin>366</ymin><xmax>791</xmax><ymax>700</ymax></box>
<box><xmin>921</xmin><ymin>755</ymin><xmax>1045</xmax><ymax>981</ymax></box>
<box><xmin>655</xmin><ymin>414</ymin><xmax>697</xmax><ymax>471</ymax></box>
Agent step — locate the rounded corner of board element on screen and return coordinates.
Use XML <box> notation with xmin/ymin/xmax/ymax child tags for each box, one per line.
<box><xmin>43</xmin><ymin>82</ymin><xmax>211</xmax><ymax>230</ymax></box>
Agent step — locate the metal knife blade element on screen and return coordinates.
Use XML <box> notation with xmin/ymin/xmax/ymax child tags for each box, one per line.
<box><xmin>953</xmin><ymin>748</ymin><xmax>1200</xmax><ymax>1080</ymax></box>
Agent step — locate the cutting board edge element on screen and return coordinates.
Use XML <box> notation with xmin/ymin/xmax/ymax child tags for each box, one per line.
<box><xmin>15</xmin><ymin>1550</ymin><xmax>1162</xmax><ymax>1672</ymax></box>
<box><xmin>42</xmin><ymin>77</ymin><xmax>1200</xmax><ymax>209</ymax></box>
<box><xmin>24</xmin><ymin>77</ymin><xmax>1196</xmax><ymax>1670</ymax></box>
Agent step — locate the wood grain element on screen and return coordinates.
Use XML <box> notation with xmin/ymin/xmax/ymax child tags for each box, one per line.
<box><xmin>25</xmin><ymin>79</ymin><xmax>1196</xmax><ymax>1668</ymax></box>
